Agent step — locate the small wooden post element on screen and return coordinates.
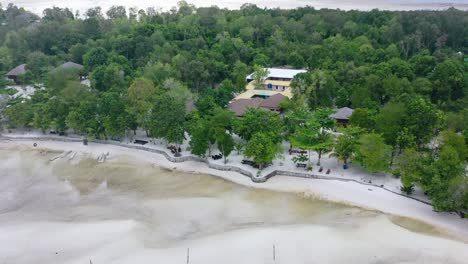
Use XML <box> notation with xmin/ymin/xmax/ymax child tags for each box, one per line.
<box><xmin>186</xmin><ymin>248</ymin><xmax>190</xmax><ymax>264</ymax></box>
<box><xmin>273</xmin><ymin>244</ymin><xmax>276</xmax><ymax>261</ymax></box>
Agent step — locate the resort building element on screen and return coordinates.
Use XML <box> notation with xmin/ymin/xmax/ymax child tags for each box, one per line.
<box><xmin>246</xmin><ymin>68</ymin><xmax>307</xmax><ymax>82</ymax></box>
<box><xmin>330</xmin><ymin>107</ymin><xmax>354</xmax><ymax>127</ymax></box>
<box><xmin>238</xmin><ymin>68</ymin><xmax>307</xmax><ymax>100</ymax></box>
<box><xmin>229</xmin><ymin>68</ymin><xmax>304</xmax><ymax>117</ymax></box>
<box><xmin>5</xmin><ymin>64</ymin><xmax>27</xmax><ymax>84</ymax></box>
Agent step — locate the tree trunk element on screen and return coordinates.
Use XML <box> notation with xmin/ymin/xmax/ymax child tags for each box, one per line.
<box><xmin>390</xmin><ymin>147</ymin><xmax>396</xmax><ymax>167</ymax></box>
<box><xmin>220</xmin><ymin>145</ymin><xmax>227</xmax><ymax>164</ymax></box>
<box><xmin>317</xmin><ymin>150</ymin><xmax>322</xmax><ymax>166</ymax></box>
<box><xmin>308</xmin><ymin>150</ymin><xmax>311</xmax><ymax>167</ymax></box>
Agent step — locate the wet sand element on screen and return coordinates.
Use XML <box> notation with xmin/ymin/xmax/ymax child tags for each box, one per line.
<box><xmin>0</xmin><ymin>147</ymin><xmax>467</xmax><ymax>264</ymax></box>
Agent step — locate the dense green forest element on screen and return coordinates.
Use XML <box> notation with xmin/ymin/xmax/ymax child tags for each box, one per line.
<box><xmin>0</xmin><ymin>2</ymin><xmax>466</xmax><ymax>214</ymax></box>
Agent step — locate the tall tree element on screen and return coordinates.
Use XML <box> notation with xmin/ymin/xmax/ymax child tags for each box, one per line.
<box><xmin>149</xmin><ymin>92</ymin><xmax>186</xmax><ymax>150</ymax></box>
<box><xmin>217</xmin><ymin>132</ymin><xmax>235</xmax><ymax>164</ymax></box>
<box><xmin>83</xmin><ymin>47</ymin><xmax>108</xmax><ymax>72</ymax></box>
<box><xmin>395</xmin><ymin>148</ymin><xmax>429</xmax><ymax>194</ymax></box>
<box><xmin>106</xmin><ymin>6</ymin><xmax>127</xmax><ymax>19</ymax></box>
<box><xmin>375</xmin><ymin>101</ymin><xmax>407</xmax><ymax>164</ymax></box>
<box><xmin>66</xmin><ymin>95</ymin><xmax>102</xmax><ymax>138</ymax></box>
<box><xmin>349</xmin><ymin>108</ymin><xmax>376</xmax><ymax>132</ymax></box>
<box><xmin>439</xmin><ymin>130</ymin><xmax>467</xmax><ymax>161</ymax></box>
<box><xmin>100</xmin><ymin>92</ymin><xmax>129</xmax><ymax>139</ymax></box>
<box><xmin>234</xmin><ymin>108</ymin><xmax>283</xmax><ymax>143</ymax></box>
<box><xmin>427</xmin><ymin>145</ymin><xmax>466</xmax><ymax>211</ymax></box>
<box><xmin>403</xmin><ymin>97</ymin><xmax>442</xmax><ymax>147</ymax></box>
<box><xmin>244</xmin><ymin>132</ymin><xmax>280</xmax><ymax>170</ymax></box>
<box><xmin>126</xmin><ymin>77</ymin><xmax>156</xmax><ymax>134</ymax></box>
<box><xmin>188</xmin><ymin>116</ymin><xmax>211</xmax><ymax>157</ymax></box>
<box><xmin>330</xmin><ymin>126</ymin><xmax>363</xmax><ymax>169</ymax></box>
<box><xmin>251</xmin><ymin>65</ymin><xmax>269</xmax><ymax>90</ymax></box>
<box><xmin>290</xmin><ymin>116</ymin><xmax>333</xmax><ymax>167</ymax></box>
<box><xmin>355</xmin><ymin>133</ymin><xmax>391</xmax><ymax>173</ymax></box>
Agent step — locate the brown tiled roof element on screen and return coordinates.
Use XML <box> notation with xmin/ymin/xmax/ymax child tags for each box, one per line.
<box><xmin>228</xmin><ymin>98</ymin><xmax>264</xmax><ymax>117</ymax></box>
<box><xmin>260</xmin><ymin>93</ymin><xmax>286</xmax><ymax>109</ymax></box>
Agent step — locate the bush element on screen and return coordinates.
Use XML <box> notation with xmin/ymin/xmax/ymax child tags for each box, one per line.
<box><xmin>400</xmin><ymin>184</ymin><xmax>414</xmax><ymax>195</ymax></box>
<box><xmin>0</xmin><ymin>78</ymin><xmax>13</xmax><ymax>88</ymax></box>
<box><xmin>0</xmin><ymin>79</ymin><xmax>16</xmax><ymax>95</ymax></box>
<box><xmin>292</xmin><ymin>155</ymin><xmax>308</xmax><ymax>163</ymax></box>
<box><xmin>392</xmin><ymin>169</ymin><xmax>401</xmax><ymax>178</ymax></box>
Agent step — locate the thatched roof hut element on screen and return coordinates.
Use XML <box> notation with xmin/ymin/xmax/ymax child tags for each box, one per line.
<box><xmin>5</xmin><ymin>64</ymin><xmax>27</xmax><ymax>84</ymax></box>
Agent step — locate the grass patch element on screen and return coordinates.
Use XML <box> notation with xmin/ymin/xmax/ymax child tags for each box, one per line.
<box><xmin>0</xmin><ymin>86</ymin><xmax>17</xmax><ymax>96</ymax></box>
<box><xmin>0</xmin><ymin>78</ymin><xmax>17</xmax><ymax>96</ymax></box>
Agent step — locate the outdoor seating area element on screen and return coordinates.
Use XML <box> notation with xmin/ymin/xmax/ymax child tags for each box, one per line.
<box><xmin>167</xmin><ymin>145</ymin><xmax>181</xmax><ymax>155</ymax></box>
<box><xmin>211</xmin><ymin>153</ymin><xmax>223</xmax><ymax>160</ymax></box>
<box><xmin>134</xmin><ymin>139</ymin><xmax>148</xmax><ymax>145</ymax></box>
<box><xmin>292</xmin><ymin>163</ymin><xmax>332</xmax><ymax>175</ymax></box>
<box><xmin>241</xmin><ymin>159</ymin><xmax>273</xmax><ymax>169</ymax></box>
<box><xmin>289</xmin><ymin>149</ymin><xmax>307</xmax><ymax>155</ymax></box>
<box><xmin>50</xmin><ymin>131</ymin><xmax>65</xmax><ymax>136</ymax></box>
<box><xmin>241</xmin><ymin>159</ymin><xmax>254</xmax><ymax>165</ymax></box>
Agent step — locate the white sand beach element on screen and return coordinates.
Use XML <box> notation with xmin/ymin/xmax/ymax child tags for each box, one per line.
<box><xmin>0</xmin><ymin>138</ymin><xmax>467</xmax><ymax>264</ymax></box>
<box><xmin>0</xmin><ymin>138</ymin><xmax>466</xmax><ymax>238</ymax></box>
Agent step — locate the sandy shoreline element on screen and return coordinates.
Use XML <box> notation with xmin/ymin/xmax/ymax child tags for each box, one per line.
<box><xmin>1</xmin><ymin>138</ymin><xmax>467</xmax><ymax>241</ymax></box>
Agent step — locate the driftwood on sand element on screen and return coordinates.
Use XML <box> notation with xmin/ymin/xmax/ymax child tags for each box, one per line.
<box><xmin>97</xmin><ymin>152</ymin><xmax>110</xmax><ymax>163</ymax></box>
<box><xmin>49</xmin><ymin>151</ymin><xmax>72</xmax><ymax>161</ymax></box>
<box><xmin>68</xmin><ymin>152</ymin><xmax>77</xmax><ymax>160</ymax></box>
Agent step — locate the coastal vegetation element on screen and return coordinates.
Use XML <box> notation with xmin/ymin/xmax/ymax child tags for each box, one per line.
<box><xmin>0</xmin><ymin>2</ymin><xmax>467</xmax><ymax>214</ymax></box>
